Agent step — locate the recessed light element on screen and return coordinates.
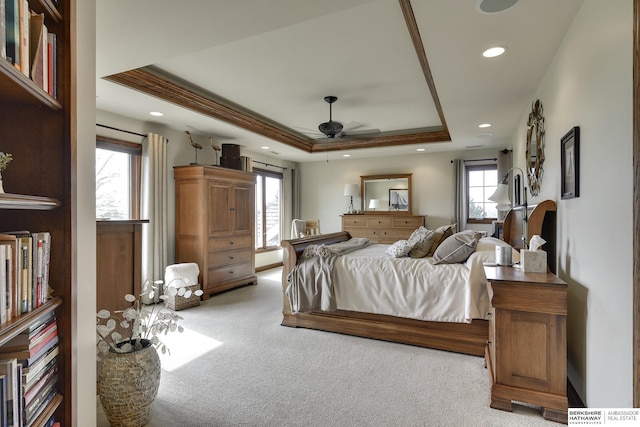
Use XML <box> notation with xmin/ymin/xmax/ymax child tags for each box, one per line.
<box><xmin>476</xmin><ymin>0</ymin><xmax>519</xmax><ymax>14</ymax></box>
<box><xmin>479</xmin><ymin>123</ymin><xmax>491</xmax><ymax>128</ymax></box>
<box><xmin>261</xmin><ymin>146</ymin><xmax>270</xmax><ymax>150</ymax></box>
<box><xmin>149</xmin><ymin>111</ymin><xmax>164</xmax><ymax>117</ymax></box>
<box><xmin>482</xmin><ymin>46</ymin><xmax>506</xmax><ymax>58</ymax></box>
<box><xmin>343</xmin><ymin>154</ymin><xmax>351</xmax><ymax>158</ymax></box>
<box><xmin>416</xmin><ymin>148</ymin><xmax>426</xmax><ymax>152</ymax></box>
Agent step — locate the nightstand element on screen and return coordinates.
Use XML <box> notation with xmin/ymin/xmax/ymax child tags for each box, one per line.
<box><xmin>483</xmin><ymin>265</ymin><xmax>568</xmax><ymax>424</ymax></box>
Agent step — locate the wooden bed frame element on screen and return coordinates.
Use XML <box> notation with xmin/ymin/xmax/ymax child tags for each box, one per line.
<box><xmin>280</xmin><ymin>200</ymin><xmax>557</xmax><ymax>356</ymax></box>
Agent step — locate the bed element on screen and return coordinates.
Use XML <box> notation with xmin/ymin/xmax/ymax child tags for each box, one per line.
<box><xmin>280</xmin><ymin>200</ymin><xmax>557</xmax><ymax>356</ymax></box>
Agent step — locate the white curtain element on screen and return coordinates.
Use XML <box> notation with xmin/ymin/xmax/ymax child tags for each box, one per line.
<box><xmin>141</xmin><ymin>133</ymin><xmax>168</xmax><ymax>303</ymax></box>
<box><xmin>453</xmin><ymin>159</ymin><xmax>467</xmax><ymax>231</ymax></box>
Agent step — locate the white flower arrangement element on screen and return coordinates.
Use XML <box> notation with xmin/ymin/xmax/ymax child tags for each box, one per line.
<box><xmin>0</xmin><ymin>152</ymin><xmax>13</xmax><ymax>172</ymax></box>
<box><xmin>96</xmin><ymin>278</ymin><xmax>203</xmax><ymax>360</ymax></box>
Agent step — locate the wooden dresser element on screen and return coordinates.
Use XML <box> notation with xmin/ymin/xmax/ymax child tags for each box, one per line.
<box><xmin>341</xmin><ymin>214</ymin><xmax>425</xmax><ymax>244</ymax></box>
<box><xmin>174</xmin><ymin>165</ymin><xmax>258</xmax><ymax>299</ymax></box>
<box><xmin>484</xmin><ymin>265</ymin><xmax>568</xmax><ymax>424</ymax></box>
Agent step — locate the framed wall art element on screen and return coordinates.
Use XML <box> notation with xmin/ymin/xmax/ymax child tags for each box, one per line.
<box><xmin>561</xmin><ymin>126</ymin><xmax>580</xmax><ymax>199</ymax></box>
<box><xmin>389</xmin><ymin>188</ymin><xmax>409</xmax><ymax>211</ymax></box>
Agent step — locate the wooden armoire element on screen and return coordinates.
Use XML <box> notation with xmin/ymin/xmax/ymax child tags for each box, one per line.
<box><xmin>174</xmin><ymin>165</ymin><xmax>257</xmax><ymax>299</ymax></box>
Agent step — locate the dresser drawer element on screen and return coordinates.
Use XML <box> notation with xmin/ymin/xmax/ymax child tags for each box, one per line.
<box><xmin>208</xmin><ymin>248</ymin><xmax>252</xmax><ymax>268</ymax></box>
<box><xmin>366</xmin><ymin>217</ymin><xmax>392</xmax><ymax>227</ymax></box>
<box><xmin>392</xmin><ymin>217</ymin><xmax>423</xmax><ymax>228</ymax></box>
<box><xmin>342</xmin><ymin>216</ymin><xmax>366</xmax><ymax>227</ymax></box>
<box><xmin>209</xmin><ymin>235</ymin><xmax>251</xmax><ymax>252</ymax></box>
<box><xmin>208</xmin><ymin>262</ymin><xmax>253</xmax><ymax>284</ymax></box>
<box><xmin>380</xmin><ymin>228</ymin><xmax>413</xmax><ymax>240</ymax></box>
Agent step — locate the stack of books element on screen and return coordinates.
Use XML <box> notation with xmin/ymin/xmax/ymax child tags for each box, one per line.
<box><xmin>0</xmin><ymin>312</ymin><xmax>59</xmax><ymax>426</ymax></box>
<box><xmin>0</xmin><ymin>231</ymin><xmax>52</xmax><ymax>324</ymax></box>
<box><xmin>0</xmin><ymin>0</ymin><xmax>58</xmax><ymax>97</ymax></box>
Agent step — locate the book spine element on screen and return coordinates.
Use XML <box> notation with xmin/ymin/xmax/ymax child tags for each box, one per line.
<box><xmin>5</xmin><ymin>0</ymin><xmax>19</xmax><ymax>67</ymax></box>
<box><xmin>46</xmin><ymin>35</ymin><xmax>53</xmax><ymax>96</ymax></box>
<box><xmin>34</xmin><ymin>238</ymin><xmax>42</xmax><ymax>309</ymax></box>
<box><xmin>19</xmin><ymin>244</ymin><xmax>27</xmax><ymax>314</ymax></box>
<box><xmin>0</xmin><ymin>0</ymin><xmax>6</xmax><ymax>60</ymax></box>
<box><xmin>0</xmin><ymin>246</ymin><xmax>6</xmax><ymax>325</ymax></box>
<box><xmin>17</xmin><ymin>0</ymin><xmax>28</xmax><ymax>77</ymax></box>
<box><xmin>5</xmin><ymin>246</ymin><xmax>12</xmax><ymax>322</ymax></box>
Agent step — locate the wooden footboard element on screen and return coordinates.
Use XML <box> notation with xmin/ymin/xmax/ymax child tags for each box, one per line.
<box><xmin>280</xmin><ymin>231</ymin><xmax>489</xmax><ymax>357</ymax></box>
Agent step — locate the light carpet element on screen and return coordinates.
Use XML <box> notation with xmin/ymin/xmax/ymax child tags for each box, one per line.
<box><xmin>97</xmin><ymin>267</ymin><xmax>560</xmax><ymax>427</ymax></box>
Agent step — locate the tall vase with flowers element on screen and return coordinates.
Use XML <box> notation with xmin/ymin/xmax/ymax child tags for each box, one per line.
<box><xmin>0</xmin><ymin>152</ymin><xmax>13</xmax><ymax>194</ymax></box>
<box><xmin>96</xmin><ymin>278</ymin><xmax>203</xmax><ymax>427</ymax></box>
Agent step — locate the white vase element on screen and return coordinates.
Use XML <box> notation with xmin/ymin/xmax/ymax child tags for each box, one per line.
<box><xmin>0</xmin><ymin>175</ymin><xmax>4</xmax><ymax>194</ymax></box>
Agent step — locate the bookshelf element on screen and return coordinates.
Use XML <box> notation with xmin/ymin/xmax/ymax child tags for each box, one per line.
<box><xmin>0</xmin><ymin>0</ymin><xmax>73</xmax><ymax>425</ymax></box>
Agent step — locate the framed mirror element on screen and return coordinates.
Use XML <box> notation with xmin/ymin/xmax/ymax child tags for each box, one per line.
<box><xmin>526</xmin><ymin>99</ymin><xmax>545</xmax><ymax>196</ymax></box>
<box><xmin>361</xmin><ymin>174</ymin><xmax>412</xmax><ymax>214</ymax></box>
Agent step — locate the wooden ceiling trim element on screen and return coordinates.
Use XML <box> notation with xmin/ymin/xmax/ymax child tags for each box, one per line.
<box><xmin>104</xmin><ymin>2</ymin><xmax>453</xmax><ymax>155</ymax></box>
<box><xmin>399</xmin><ymin>0</ymin><xmax>450</xmax><ymax>139</ymax></box>
<box><xmin>104</xmin><ymin>68</ymin><xmax>314</xmax><ymax>152</ymax></box>
<box><xmin>310</xmin><ymin>130</ymin><xmax>451</xmax><ymax>152</ymax></box>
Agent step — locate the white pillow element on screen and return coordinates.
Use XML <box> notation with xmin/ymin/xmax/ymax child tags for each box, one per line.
<box><xmin>385</xmin><ymin>240</ymin><xmax>414</xmax><ymax>258</ymax></box>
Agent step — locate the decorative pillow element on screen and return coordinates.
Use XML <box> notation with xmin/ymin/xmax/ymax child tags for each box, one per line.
<box><xmin>433</xmin><ymin>231</ymin><xmax>482</xmax><ymax>265</ymax></box>
<box><xmin>427</xmin><ymin>224</ymin><xmax>456</xmax><ymax>257</ymax></box>
<box><xmin>408</xmin><ymin>227</ymin><xmax>436</xmax><ymax>258</ymax></box>
<box><xmin>385</xmin><ymin>239</ymin><xmax>414</xmax><ymax>258</ymax></box>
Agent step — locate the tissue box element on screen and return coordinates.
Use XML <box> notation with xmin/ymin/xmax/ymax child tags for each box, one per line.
<box><xmin>520</xmin><ymin>249</ymin><xmax>547</xmax><ymax>273</ymax></box>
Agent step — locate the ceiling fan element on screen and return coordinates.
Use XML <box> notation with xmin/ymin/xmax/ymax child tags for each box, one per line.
<box><xmin>316</xmin><ymin>96</ymin><xmax>380</xmax><ymax>139</ymax></box>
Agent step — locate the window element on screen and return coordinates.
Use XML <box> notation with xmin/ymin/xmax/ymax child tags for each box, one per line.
<box><xmin>467</xmin><ymin>164</ymin><xmax>498</xmax><ymax>223</ymax></box>
<box><xmin>96</xmin><ymin>136</ymin><xmax>141</xmax><ymax>219</ymax></box>
<box><xmin>255</xmin><ymin>168</ymin><xmax>283</xmax><ymax>250</ymax></box>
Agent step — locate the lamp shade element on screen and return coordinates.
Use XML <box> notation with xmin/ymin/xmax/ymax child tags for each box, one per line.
<box><xmin>344</xmin><ymin>184</ymin><xmax>359</xmax><ymax>197</ymax></box>
<box><xmin>488</xmin><ymin>183</ymin><xmax>512</xmax><ymax>211</ymax></box>
<box><xmin>368</xmin><ymin>199</ymin><xmax>381</xmax><ymax>210</ymax></box>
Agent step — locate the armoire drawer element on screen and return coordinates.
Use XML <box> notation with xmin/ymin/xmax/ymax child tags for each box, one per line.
<box><xmin>208</xmin><ymin>248</ymin><xmax>252</xmax><ymax>268</ymax></box>
<box><xmin>209</xmin><ymin>235</ymin><xmax>252</xmax><ymax>252</ymax></box>
<box><xmin>208</xmin><ymin>262</ymin><xmax>253</xmax><ymax>284</ymax></box>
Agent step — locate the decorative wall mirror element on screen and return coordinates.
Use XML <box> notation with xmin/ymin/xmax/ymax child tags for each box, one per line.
<box><xmin>526</xmin><ymin>99</ymin><xmax>545</xmax><ymax>196</ymax></box>
<box><xmin>361</xmin><ymin>174</ymin><xmax>412</xmax><ymax>214</ymax></box>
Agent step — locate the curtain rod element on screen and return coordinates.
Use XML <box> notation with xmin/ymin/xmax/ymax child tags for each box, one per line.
<box><xmin>450</xmin><ymin>157</ymin><xmax>497</xmax><ymax>163</ymax></box>
<box><xmin>252</xmin><ymin>160</ymin><xmax>288</xmax><ymax>170</ymax></box>
<box><xmin>96</xmin><ymin>123</ymin><xmax>146</xmax><ymax>138</ymax></box>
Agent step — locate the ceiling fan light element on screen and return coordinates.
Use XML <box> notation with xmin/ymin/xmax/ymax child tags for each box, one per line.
<box><xmin>319</xmin><ymin>120</ymin><xmax>343</xmax><ymax>138</ymax></box>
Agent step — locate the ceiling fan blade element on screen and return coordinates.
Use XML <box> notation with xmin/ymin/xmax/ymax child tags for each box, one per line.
<box><xmin>341</xmin><ymin>121</ymin><xmax>365</xmax><ymax>132</ymax></box>
<box><xmin>338</xmin><ymin>128</ymin><xmax>381</xmax><ymax>138</ymax></box>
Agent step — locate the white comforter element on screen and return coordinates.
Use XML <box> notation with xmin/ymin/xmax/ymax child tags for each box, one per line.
<box><xmin>332</xmin><ymin>237</ymin><xmax>516</xmax><ymax>323</ymax></box>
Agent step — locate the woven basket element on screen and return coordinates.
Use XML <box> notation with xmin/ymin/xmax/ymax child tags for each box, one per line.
<box><xmin>165</xmin><ymin>284</ymin><xmax>201</xmax><ymax>311</ymax></box>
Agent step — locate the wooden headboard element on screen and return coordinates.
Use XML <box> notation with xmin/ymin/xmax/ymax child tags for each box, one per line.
<box><xmin>503</xmin><ymin>199</ymin><xmax>557</xmax><ymax>273</ymax></box>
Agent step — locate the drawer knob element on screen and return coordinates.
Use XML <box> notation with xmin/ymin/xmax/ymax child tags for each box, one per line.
<box><xmin>487</xmin><ymin>340</ymin><xmax>492</xmax><ymax>345</ymax></box>
<box><xmin>487</xmin><ymin>312</ymin><xmax>492</xmax><ymax>317</ymax></box>
<box><xmin>230</xmin><ymin>207</ymin><xmax>236</xmax><ymax>211</ymax></box>
<box><xmin>229</xmin><ymin>256</ymin><xmax>234</xmax><ymax>260</ymax></box>
<box><xmin>378</xmin><ymin>221</ymin><xmax>382</xmax><ymax>224</ymax></box>
<box><xmin>230</xmin><ymin>241</ymin><xmax>234</xmax><ymax>245</ymax></box>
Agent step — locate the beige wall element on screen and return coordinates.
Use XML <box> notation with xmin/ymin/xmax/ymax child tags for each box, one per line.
<box><xmin>298</xmin><ymin>149</ymin><xmax>501</xmax><ymax>235</ymax></box>
<box><xmin>511</xmin><ymin>0</ymin><xmax>633</xmax><ymax>407</ymax></box>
